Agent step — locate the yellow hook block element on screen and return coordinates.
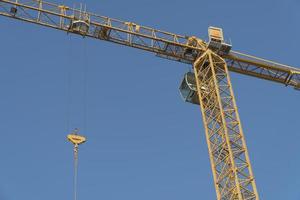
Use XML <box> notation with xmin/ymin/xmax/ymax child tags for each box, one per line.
<box><xmin>67</xmin><ymin>131</ymin><xmax>86</xmax><ymax>146</ymax></box>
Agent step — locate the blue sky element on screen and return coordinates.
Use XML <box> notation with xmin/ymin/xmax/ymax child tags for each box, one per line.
<box><xmin>0</xmin><ymin>0</ymin><xmax>300</xmax><ymax>199</ymax></box>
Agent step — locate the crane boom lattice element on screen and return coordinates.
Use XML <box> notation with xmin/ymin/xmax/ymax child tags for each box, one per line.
<box><xmin>0</xmin><ymin>0</ymin><xmax>300</xmax><ymax>89</ymax></box>
<box><xmin>1</xmin><ymin>0</ymin><xmax>300</xmax><ymax>200</ymax></box>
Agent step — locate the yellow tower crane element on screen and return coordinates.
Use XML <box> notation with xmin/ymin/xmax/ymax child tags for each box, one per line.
<box><xmin>1</xmin><ymin>0</ymin><xmax>300</xmax><ymax>199</ymax></box>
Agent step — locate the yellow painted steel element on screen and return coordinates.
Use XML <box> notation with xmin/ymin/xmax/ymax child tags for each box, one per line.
<box><xmin>0</xmin><ymin>0</ymin><xmax>299</xmax><ymax>199</ymax></box>
<box><xmin>0</xmin><ymin>0</ymin><xmax>299</xmax><ymax>89</ymax></box>
<box><xmin>194</xmin><ymin>50</ymin><xmax>259</xmax><ymax>199</ymax></box>
<box><xmin>67</xmin><ymin>134</ymin><xmax>87</xmax><ymax>146</ymax></box>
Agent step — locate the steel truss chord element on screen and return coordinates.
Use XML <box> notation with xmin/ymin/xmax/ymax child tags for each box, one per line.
<box><xmin>1</xmin><ymin>0</ymin><xmax>300</xmax><ymax>90</ymax></box>
<box><xmin>225</xmin><ymin>52</ymin><xmax>300</xmax><ymax>89</ymax></box>
<box><xmin>1</xmin><ymin>0</ymin><xmax>300</xmax><ymax>199</ymax></box>
<box><xmin>193</xmin><ymin>50</ymin><xmax>259</xmax><ymax>200</ymax></box>
<box><xmin>0</xmin><ymin>0</ymin><xmax>204</xmax><ymax>62</ymax></box>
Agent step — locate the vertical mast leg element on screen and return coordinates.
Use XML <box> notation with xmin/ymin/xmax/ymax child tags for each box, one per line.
<box><xmin>193</xmin><ymin>50</ymin><xmax>259</xmax><ymax>200</ymax></box>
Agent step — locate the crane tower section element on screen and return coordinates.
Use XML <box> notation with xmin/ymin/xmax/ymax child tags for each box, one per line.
<box><xmin>1</xmin><ymin>0</ymin><xmax>300</xmax><ymax>200</ymax></box>
<box><xmin>193</xmin><ymin>51</ymin><xmax>259</xmax><ymax>199</ymax></box>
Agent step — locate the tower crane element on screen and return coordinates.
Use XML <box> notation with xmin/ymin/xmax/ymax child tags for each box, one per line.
<box><xmin>1</xmin><ymin>0</ymin><xmax>300</xmax><ymax>199</ymax></box>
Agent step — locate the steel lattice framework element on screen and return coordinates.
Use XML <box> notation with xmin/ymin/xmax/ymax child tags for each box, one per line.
<box><xmin>0</xmin><ymin>0</ymin><xmax>300</xmax><ymax>199</ymax></box>
<box><xmin>194</xmin><ymin>50</ymin><xmax>258</xmax><ymax>199</ymax></box>
<box><xmin>0</xmin><ymin>0</ymin><xmax>300</xmax><ymax>89</ymax></box>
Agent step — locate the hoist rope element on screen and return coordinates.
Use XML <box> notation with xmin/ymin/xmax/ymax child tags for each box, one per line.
<box><xmin>68</xmin><ymin>129</ymin><xmax>86</xmax><ymax>200</ymax></box>
<box><xmin>65</xmin><ymin>35</ymin><xmax>89</xmax><ymax>132</ymax></box>
<box><xmin>66</xmin><ymin>35</ymin><xmax>73</xmax><ymax>133</ymax></box>
<box><xmin>82</xmin><ymin>39</ymin><xmax>88</xmax><ymax>133</ymax></box>
<box><xmin>74</xmin><ymin>144</ymin><xmax>79</xmax><ymax>200</ymax></box>
<box><xmin>65</xmin><ymin>36</ymin><xmax>89</xmax><ymax>200</ymax></box>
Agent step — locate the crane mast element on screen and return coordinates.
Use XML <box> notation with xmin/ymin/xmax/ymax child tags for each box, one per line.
<box><xmin>193</xmin><ymin>51</ymin><xmax>258</xmax><ymax>199</ymax></box>
<box><xmin>1</xmin><ymin>0</ymin><xmax>300</xmax><ymax>199</ymax></box>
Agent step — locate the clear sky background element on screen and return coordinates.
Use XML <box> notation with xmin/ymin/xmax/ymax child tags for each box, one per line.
<box><xmin>0</xmin><ymin>0</ymin><xmax>300</xmax><ymax>199</ymax></box>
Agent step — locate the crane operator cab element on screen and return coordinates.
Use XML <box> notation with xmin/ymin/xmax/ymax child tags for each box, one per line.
<box><xmin>208</xmin><ymin>26</ymin><xmax>231</xmax><ymax>55</ymax></box>
<box><xmin>179</xmin><ymin>72</ymin><xmax>200</xmax><ymax>105</ymax></box>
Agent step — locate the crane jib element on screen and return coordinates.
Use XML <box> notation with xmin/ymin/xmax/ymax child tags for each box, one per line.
<box><xmin>1</xmin><ymin>0</ymin><xmax>300</xmax><ymax>200</ymax></box>
<box><xmin>0</xmin><ymin>0</ymin><xmax>299</xmax><ymax>90</ymax></box>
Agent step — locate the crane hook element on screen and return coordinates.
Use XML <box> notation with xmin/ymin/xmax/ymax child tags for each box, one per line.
<box><xmin>67</xmin><ymin>128</ymin><xmax>87</xmax><ymax>200</ymax></box>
